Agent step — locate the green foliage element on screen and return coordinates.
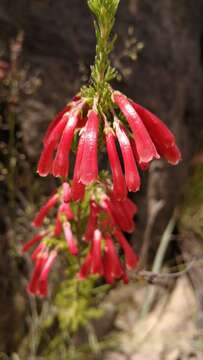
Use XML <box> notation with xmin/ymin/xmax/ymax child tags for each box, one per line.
<box><xmin>88</xmin><ymin>0</ymin><xmax>120</xmax><ymax>18</ymax></box>
<box><xmin>82</xmin><ymin>0</ymin><xmax>120</xmax><ymax>113</ymax></box>
<box><xmin>37</xmin><ymin>247</ymin><xmax>111</xmax><ymax>358</ymax></box>
<box><xmin>42</xmin><ymin>274</ymin><xmax>110</xmax><ymax>359</ymax></box>
<box><xmin>55</xmin><ymin>276</ymin><xmax>105</xmax><ymax>333</ymax></box>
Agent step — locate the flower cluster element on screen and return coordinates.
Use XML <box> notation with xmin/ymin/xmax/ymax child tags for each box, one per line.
<box><xmin>37</xmin><ymin>90</ymin><xmax>181</xmax><ymax>201</ymax></box>
<box><xmin>26</xmin><ymin>87</ymin><xmax>182</xmax><ymax>297</ymax></box>
<box><xmin>25</xmin><ymin>0</ymin><xmax>182</xmax><ymax>298</ymax></box>
<box><xmin>78</xmin><ymin>192</ymin><xmax>138</xmax><ymax>283</ymax></box>
<box><xmin>23</xmin><ymin>184</ymin><xmax>138</xmax><ymax>296</ymax></box>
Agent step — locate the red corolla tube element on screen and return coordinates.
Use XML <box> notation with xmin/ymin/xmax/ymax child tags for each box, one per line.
<box><xmin>113</xmin><ymin>91</ymin><xmax>159</xmax><ymax>167</ymax></box>
<box><xmin>114</xmin><ymin>120</ymin><xmax>140</xmax><ymax>193</ymax></box>
<box><xmin>79</xmin><ymin>110</ymin><xmax>99</xmax><ymax>185</ymax></box>
<box><xmin>105</xmin><ymin>128</ymin><xmax>127</xmax><ymax>200</ymax></box>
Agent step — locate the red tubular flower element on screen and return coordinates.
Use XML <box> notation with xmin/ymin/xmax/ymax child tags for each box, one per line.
<box><xmin>32</xmin><ymin>193</ymin><xmax>59</xmax><ymax>228</ymax></box>
<box><xmin>114</xmin><ymin>120</ymin><xmax>140</xmax><ymax>192</ymax></box>
<box><xmin>132</xmin><ymin>102</ymin><xmax>181</xmax><ymax>165</ymax></box>
<box><xmin>77</xmin><ymin>115</ymin><xmax>87</xmax><ymax>129</ymax></box>
<box><xmin>52</xmin><ymin>110</ymin><xmax>80</xmax><ymax>178</ymax></box>
<box><xmin>83</xmin><ymin>201</ymin><xmax>99</xmax><ymax>242</ymax></box>
<box><xmin>63</xmin><ymin>222</ymin><xmax>78</xmax><ymax>256</ymax></box>
<box><xmin>114</xmin><ymin>229</ymin><xmax>139</xmax><ymax>270</ymax></box>
<box><xmin>71</xmin><ymin>128</ymin><xmax>86</xmax><ymax>201</ymax></box>
<box><xmin>79</xmin><ymin>110</ymin><xmax>99</xmax><ymax>185</ymax></box>
<box><xmin>59</xmin><ymin>203</ymin><xmax>74</xmax><ymax>220</ymax></box>
<box><xmin>22</xmin><ymin>231</ymin><xmax>48</xmax><ymax>253</ymax></box>
<box><xmin>31</xmin><ymin>243</ymin><xmax>46</xmax><ymax>262</ymax></box>
<box><xmin>102</xmin><ymin>255</ymin><xmax>113</xmax><ymax>284</ymax></box>
<box><xmin>105</xmin><ymin>129</ymin><xmax>127</xmax><ymax>200</ymax></box>
<box><xmin>130</xmin><ymin>138</ymin><xmax>150</xmax><ymax>171</ymax></box>
<box><xmin>71</xmin><ymin>180</ymin><xmax>85</xmax><ymax>202</ymax></box>
<box><xmin>43</xmin><ymin>96</ymin><xmax>82</xmax><ymax>145</ymax></box>
<box><xmin>113</xmin><ymin>91</ymin><xmax>160</xmax><ymax>167</ymax></box>
<box><xmin>62</xmin><ymin>182</ymin><xmax>72</xmax><ymax>203</ymax></box>
<box><xmin>27</xmin><ymin>252</ymin><xmax>48</xmax><ymax>295</ymax></box>
<box><xmin>91</xmin><ymin>229</ymin><xmax>103</xmax><ymax>275</ymax></box>
<box><xmin>108</xmin><ymin>197</ymin><xmax>135</xmax><ymax>233</ymax></box>
<box><xmin>37</xmin><ymin>113</ymin><xmax>69</xmax><ymax>177</ymax></box>
<box><xmin>78</xmin><ymin>229</ymin><xmax>103</xmax><ymax>278</ymax></box>
<box><xmin>43</xmin><ymin>106</ymin><xmax>70</xmax><ymax>145</ymax></box>
<box><xmin>54</xmin><ymin>198</ymin><xmax>74</xmax><ymax>238</ymax></box>
<box><xmin>121</xmin><ymin>197</ymin><xmax>138</xmax><ymax>220</ymax></box>
<box><xmin>131</xmin><ymin>101</ymin><xmax>181</xmax><ymax>164</ymax></box>
<box><xmin>103</xmin><ymin>236</ymin><xmax>123</xmax><ymax>284</ymax></box>
<box><xmin>101</xmin><ymin>198</ymin><xmax>116</xmax><ymax>229</ymax></box>
<box><xmin>54</xmin><ymin>215</ymin><xmax>63</xmax><ymax>236</ymax></box>
<box><xmin>155</xmin><ymin>142</ymin><xmax>181</xmax><ymax>165</ymax></box>
<box><xmin>38</xmin><ymin>250</ymin><xmax>58</xmax><ymax>297</ymax></box>
<box><xmin>77</xmin><ymin>251</ymin><xmax>92</xmax><ymax>279</ymax></box>
<box><xmin>38</xmin><ymin>99</ymin><xmax>85</xmax><ymax>178</ymax></box>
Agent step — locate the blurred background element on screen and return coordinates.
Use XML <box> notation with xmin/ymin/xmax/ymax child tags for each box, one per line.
<box><xmin>0</xmin><ymin>0</ymin><xmax>203</xmax><ymax>359</ymax></box>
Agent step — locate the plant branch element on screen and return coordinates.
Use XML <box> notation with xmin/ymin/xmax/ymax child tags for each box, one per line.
<box><xmin>83</xmin><ymin>0</ymin><xmax>120</xmax><ymax>111</ymax></box>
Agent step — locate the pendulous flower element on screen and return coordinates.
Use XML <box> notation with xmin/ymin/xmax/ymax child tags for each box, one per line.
<box><xmin>71</xmin><ymin>127</ymin><xmax>86</xmax><ymax>201</ymax></box>
<box><xmin>114</xmin><ymin>229</ymin><xmax>139</xmax><ymax>270</ymax></box>
<box><xmin>103</xmin><ymin>235</ymin><xmax>124</xmax><ymax>284</ymax></box>
<box><xmin>33</xmin><ymin>193</ymin><xmax>59</xmax><ymax>228</ymax></box>
<box><xmin>37</xmin><ymin>99</ymin><xmax>84</xmax><ymax>178</ymax></box>
<box><xmin>25</xmin><ymin>183</ymin><xmax>139</xmax><ymax>295</ymax></box>
<box><xmin>112</xmin><ymin>91</ymin><xmax>160</xmax><ymax>167</ymax></box>
<box><xmin>131</xmin><ymin>101</ymin><xmax>181</xmax><ymax>164</ymax></box>
<box><xmin>114</xmin><ymin>119</ymin><xmax>140</xmax><ymax>193</ymax></box>
<box><xmin>79</xmin><ymin>109</ymin><xmax>99</xmax><ymax>185</ymax></box>
<box><xmin>37</xmin><ymin>250</ymin><xmax>58</xmax><ymax>297</ymax></box>
<box><xmin>63</xmin><ymin>222</ymin><xmax>78</xmax><ymax>256</ymax></box>
<box><xmin>112</xmin><ymin>91</ymin><xmax>181</xmax><ymax>168</ymax></box>
<box><xmin>27</xmin><ymin>248</ymin><xmax>57</xmax><ymax>297</ymax></box>
<box><xmin>78</xmin><ymin>229</ymin><xmax>103</xmax><ymax>278</ymax></box>
<box><xmin>37</xmin><ymin>87</ymin><xmax>181</xmax><ymax>200</ymax></box>
<box><xmin>83</xmin><ymin>200</ymin><xmax>100</xmax><ymax>242</ymax></box>
<box><xmin>105</xmin><ymin>128</ymin><xmax>127</xmax><ymax>200</ymax></box>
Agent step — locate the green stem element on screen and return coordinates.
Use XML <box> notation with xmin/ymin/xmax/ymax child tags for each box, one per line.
<box><xmin>83</xmin><ymin>0</ymin><xmax>120</xmax><ymax>111</ymax></box>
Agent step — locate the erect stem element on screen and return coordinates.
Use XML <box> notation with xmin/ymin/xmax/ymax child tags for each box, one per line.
<box><xmin>83</xmin><ymin>0</ymin><xmax>120</xmax><ymax>112</ymax></box>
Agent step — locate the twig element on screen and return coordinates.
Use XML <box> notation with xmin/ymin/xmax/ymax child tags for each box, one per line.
<box><xmin>130</xmin><ymin>258</ymin><xmax>199</xmax><ymax>286</ymax></box>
